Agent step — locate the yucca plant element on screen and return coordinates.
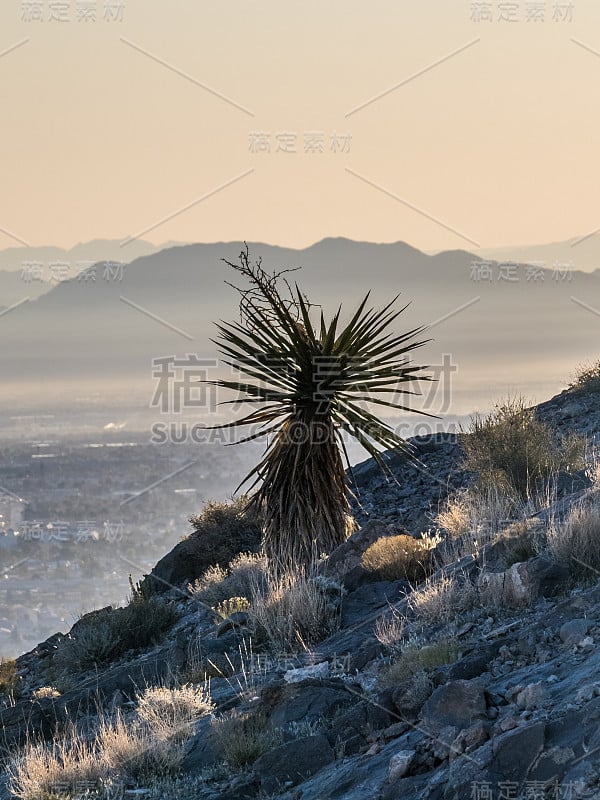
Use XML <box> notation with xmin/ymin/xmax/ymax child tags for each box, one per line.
<box><xmin>207</xmin><ymin>246</ymin><xmax>433</xmax><ymax>567</ymax></box>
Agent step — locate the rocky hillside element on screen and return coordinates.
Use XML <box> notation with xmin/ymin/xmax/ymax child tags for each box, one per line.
<box><xmin>2</xmin><ymin>385</ymin><xmax>600</xmax><ymax>800</ymax></box>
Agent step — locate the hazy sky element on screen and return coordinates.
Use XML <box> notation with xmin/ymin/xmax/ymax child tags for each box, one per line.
<box><xmin>2</xmin><ymin>0</ymin><xmax>599</xmax><ymax>252</ymax></box>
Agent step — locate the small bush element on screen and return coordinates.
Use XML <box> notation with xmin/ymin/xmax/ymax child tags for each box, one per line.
<box><xmin>503</xmin><ymin>521</ymin><xmax>540</xmax><ymax>567</ymax></box>
<box><xmin>374</xmin><ymin>610</ymin><xmax>406</xmax><ymax>654</ymax></box>
<box><xmin>434</xmin><ymin>485</ymin><xmax>527</xmax><ymax>569</ymax></box>
<box><xmin>247</xmin><ymin>571</ymin><xmax>341</xmax><ymax>652</ymax></box>
<box><xmin>54</xmin><ymin>595</ymin><xmax>178</xmax><ymax>672</ymax></box>
<box><xmin>213</xmin><ymin>596</ymin><xmax>251</xmax><ymax>621</ymax></box>
<box><xmin>547</xmin><ymin>497</ymin><xmax>600</xmax><ymax>579</ymax></box>
<box><xmin>0</xmin><ymin>658</ymin><xmax>18</xmax><ymax>699</ymax></box>
<box><xmin>361</xmin><ymin>534</ymin><xmax>433</xmax><ymax>581</ymax></box>
<box><xmin>31</xmin><ymin>686</ymin><xmax>61</xmax><ymax>700</ymax></box>
<box><xmin>99</xmin><ymin>711</ymin><xmax>184</xmax><ymax>781</ymax></box>
<box><xmin>383</xmin><ymin>637</ymin><xmax>459</xmax><ymax>685</ymax></box>
<box><xmin>186</xmin><ymin>497</ymin><xmax>264</xmax><ymax>570</ymax></box>
<box><xmin>407</xmin><ymin>573</ymin><xmax>477</xmax><ymax>625</ymax></box>
<box><xmin>6</xmin><ymin>736</ymin><xmax>108</xmax><ymax>800</ymax></box>
<box><xmin>212</xmin><ymin>710</ymin><xmax>282</xmax><ymax>768</ymax></box>
<box><xmin>435</xmin><ymin>494</ymin><xmax>472</xmax><ymax>540</ymax></box>
<box><xmin>189</xmin><ymin>552</ymin><xmax>268</xmax><ymax>606</ymax></box>
<box><xmin>569</xmin><ymin>359</ymin><xmax>600</xmax><ymax>393</ymax></box>
<box><xmin>461</xmin><ymin>395</ymin><xmax>585</xmax><ymax>498</ymax></box>
<box><xmin>136</xmin><ymin>683</ymin><xmax>213</xmax><ymax>743</ymax></box>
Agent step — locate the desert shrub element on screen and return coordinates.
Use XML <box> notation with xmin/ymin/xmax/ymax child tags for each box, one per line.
<box><xmin>374</xmin><ymin>610</ymin><xmax>406</xmax><ymax>655</ymax></box>
<box><xmin>213</xmin><ymin>596</ymin><xmax>251</xmax><ymax>620</ymax></box>
<box><xmin>0</xmin><ymin>658</ymin><xmax>18</xmax><ymax>699</ymax></box>
<box><xmin>435</xmin><ymin>494</ymin><xmax>472</xmax><ymax>540</ymax></box>
<box><xmin>502</xmin><ymin>521</ymin><xmax>540</xmax><ymax>567</ymax></box>
<box><xmin>361</xmin><ymin>534</ymin><xmax>433</xmax><ymax>581</ymax></box>
<box><xmin>383</xmin><ymin>637</ymin><xmax>459</xmax><ymax>685</ymax></box>
<box><xmin>407</xmin><ymin>573</ymin><xmax>477</xmax><ymax>625</ymax></box>
<box><xmin>136</xmin><ymin>683</ymin><xmax>213</xmax><ymax>743</ymax></box>
<box><xmin>120</xmin><ymin>593</ymin><xmax>179</xmax><ymax>651</ymax></box>
<box><xmin>547</xmin><ymin>496</ymin><xmax>600</xmax><ymax>579</ymax></box>
<box><xmin>186</xmin><ymin>497</ymin><xmax>264</xmax><ymax>570</ymax></box>
<box><xmin>461</xmin><ymin>396</ymin><xmax>585</xmax><ymax>498</ymax></box>
<box><xmin>247</xmin><ymin>571</ymin><xmax>342</xmax><ymax>652</ymax></box>
<box><xmin>6</xmin><ymin>697</ymin><xmax>197</xmax><ymax>800</ymax></box>
<box><xmin>586</xmin><ymin>460</ymin><xmax>600</xmax><ymax>491</ymax></box>
<box><xmin>569</xmin><ymin>359</ymin><xmax>600</xmax><ymax>393</ymax></box>
<box><xmin>189</xmin><ymin>564</ymin><xmax>227</xmax><ymax>604</ymax></box>
<box><xmin>31</xmin><ymin>686</ymin><xmax>61</xmax><ymax>700</ymax></box>
<box><xmin>189</xmin><ymin>552</ymin><xmax>268</xmax><ymax>606</ymax></box>
<box><xmin>99</xmin><ymin>711</ymin><xmax>184</xmax><ymax>781</ymax></box>
<box><xmin>6</xmin><ymin>736</ymin><xmax>108</xmax><ymax>800</ymax></box>
<box><xmin>434</xmin><ymin>485</ymin><xmax>524</xmax><ymax>567</ymax></box>
<box><xmin>212</xmin><ymin>710</ymin><xmax>282</xmax><ymax>768</ymax></box>
<box><xmin>54</xmin><ymin>594</ymin><xmax>178</xmax><ymax>672</ymax></box>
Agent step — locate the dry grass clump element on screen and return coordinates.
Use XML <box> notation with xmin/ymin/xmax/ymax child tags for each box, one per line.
<box><xmin>136</xmin><ymin>683</ymin><xmax>214</xmax><ymax>743</ymax></box>
<box><xmin>189</xmin><ymin>552</ymin><xmax>268</xmax><ymax>606</ymax></box>
<box><xmin>0</xmin><ymin>658</ymin><xmax>18</xmax><ymax>700</ymax></box>
<box><xmin>374</xmin><ymin>610</ymin><xmax>406</xmax><ymax>655</ymax></box>
<box><xmin>585</xmin><ymin>459</ymin><xmax>600</xmax><ymax>491</ymax></box>
<box><xmin>31</xmin><ymin>686</ymin><xmax>61</xmax><ymax>700</ymax></box>
<box><xmin>435</xmin><ymin>485</ymin><xmax>523</xmax><ymax>566</ymax></box>
<box><xmin>247</xmin><ymin>570</ymin><xmax>342</xmax><ymax>653</ymax></box>
<box><xmin>214</xmin><ymin>596</ymin><xmax>251</xmax><ymax>620</ymax></box>
<box><xmin>7</xmin><ymin>682</ymin><xmax>213</xmax><ymax>798</ymax></box>
<box><xmin>407</xmin><ymin>573</ymin><xmax>478</xmax><ymax>625</ymax></box>
<box><xmin>547</xmin><ymin>496</ymin><xmax>600</xmax><ymax>579</ymax></box>
<box><xmin>99</xmin><ymin>712</ymin><xmax>183</xmax><ymax>781</ymax></box>
<box><xmin>382</xmin><ymin>637</ymin><xmax>459</xmax><ymax>685</ymax></box>
<box><xmin>361</xmin><ymin>534</ymin><xmax>433</xmax><ymax>582</ymax></box>
<box><xmin>462</xmin><ymin>395</ymin><xmax>585</xmax><ymax>499</ymax></box>
<box><xmin>6</xmin><ymin>736</ymin><xmax>108</xmax><ymax>800</ymax></box>
<box><xmin>212</xmin><ymin>709</ymin><xmax>282</xmax><ymax>768</ymax></box>
<box><xmin>569</xmin><ymin>359</ymin><xmax>600</xmax><ymax>393</ymax></box>
<box><xmin>500</xmin><ymin>519</ymin><xmax>542</xmax><ymax>567</ymax></box>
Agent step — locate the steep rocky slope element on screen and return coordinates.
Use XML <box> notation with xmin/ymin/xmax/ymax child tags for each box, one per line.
<box><xmin>2</xmin><ymin>385</ymin><xmax>600</xmax><ymax>800</ymax></box>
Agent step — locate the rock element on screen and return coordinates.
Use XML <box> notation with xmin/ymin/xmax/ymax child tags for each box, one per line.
<box><xmin>498</xmin><ymin>715</ymin><xmax>520</xmax><ymax>733</ymax></box>
<box><xmin>559</xmin><ymin>618</ymin><xmax>589</xmax><ymax>645</ymax></box>
<box><xmin>420</xmin><ymin>679</ymin><xmax>487</xmax><ymax>733</ymax></box>
<box><xmin>478</xmin><ymin>556</ymin><xmax>569</xmax><ymax>608</ymax></box>
<box><xmin>490</xmin><ymin>721</ymin><xmax>545</xmax><ymax>783</ymax></box>
<box><xmin>381</xmin><ymin>721</ymin><xmax>411</xmax><ymax>741</ymax></box>
<box><xmin>284</xmin><ymin>662</ymin><xmax>330</xmax><ymax>684</ymax></box>
<box><xmin>449</xmin><ymin>720</ymin><xmax>490</xmax><ymax>760</ymax></box>
<box><xmin>340</xmin><ymin>580</ymin><xmax>404</xmax><ymax>628</ymax></box>
<box><xmin>260</xmin><ymin>680</ymin><xmax>352</xmax><ymax>728</ymax></box>
<box><xmin>575</xmin><ymin>684</ymin><xmax>600</xmax><ymax>703</ymax></box>
<box><xmin>252</xmin><ymin>734</ymin><xmax>334</xmax><ymax>794</ymax></box>
<box><xmin>434</xmin><ymin>643</ymin><xmax>498</xmax><ymax>683</ymax></box>
<box><xmin>180</xmin><ymin>716</ymin><xmax>222</xmax><ymax>773</ymax></box>
<box><xmin>216</xmin><ymin>612</ymin><xmax>249</xmax><ymax>637</ymax></box>
<box><xmin>392</xmin><ymin>681</ymin><xmax>431</xmax><ymax>721</ymax></box>
<box><xmin>515</xmin><ymin>682</ymin><xmax>546</xmax><ymax>710</ymax></box>
<box><xmin>143</xmin><ymin>518</ymin><xmax>261</xmax><ymax>595</ymax></box>
<box><xmin>0</xmin><ymin>697</ymin><xmax>57</xmax><ymax>749</ymax></box>
<box><xmin>387</xmin><ymin>750</ymin><xmax>416</xmax><ymax>782</ymax></box>
<box><xmin>431</xmin><ymin>725</ymin><xmax>459</xmax><ymax>761</ymax></box>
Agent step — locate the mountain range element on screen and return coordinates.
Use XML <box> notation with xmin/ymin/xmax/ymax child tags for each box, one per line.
<box><xmin>1</xmin><ymin>238</ymin><xmax>598</xmax><ymax>416</ymax></box>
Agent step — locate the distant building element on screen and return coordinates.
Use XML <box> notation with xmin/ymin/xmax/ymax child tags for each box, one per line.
<box><xmin>0</xmin><ymin>488</ymin><xmax>26</xmax><ymax>531</ymax></box>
